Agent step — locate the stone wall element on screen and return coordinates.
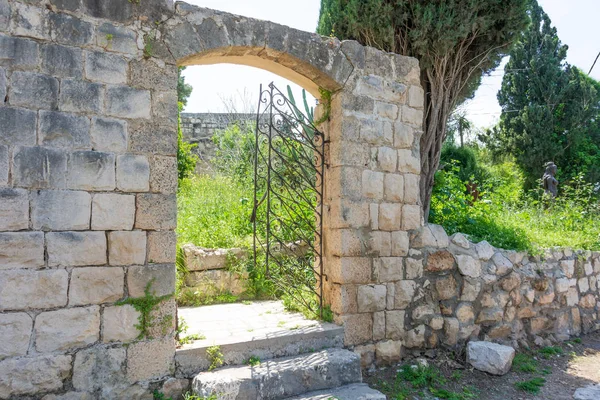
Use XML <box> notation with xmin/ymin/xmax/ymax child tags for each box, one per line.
<box><xmin>352</xmin><ymin>223</ymin><xmax>600</xmax><ymax>367</ymax></box>
<box><xmin>180</xmin><ymin>112</ymin><xmax>255</xmax><ymax>170</ymax></box>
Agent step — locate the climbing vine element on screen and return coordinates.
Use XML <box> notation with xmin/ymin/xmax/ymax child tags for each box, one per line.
<box><xmin>116</xmin><ymin>279</ymin><xmax>173</xmax><ymax>339</ymax></box>
<box><xmin>314</xmin><ymin>88</ymin><xmax>332</xmax><ymax>126</ymax></box>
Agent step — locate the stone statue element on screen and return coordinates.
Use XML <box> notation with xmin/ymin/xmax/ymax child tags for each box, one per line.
<box><xmin>542</xmin><ymin>162</ymin><xmax>558</xmax><ymax>198</ymax></box>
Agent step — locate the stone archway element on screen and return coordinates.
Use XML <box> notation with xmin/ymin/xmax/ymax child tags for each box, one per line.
<box><xmin>0</xmin><ymin>0</ymin><xmax>423</xmax><ymax>397</ymax></box>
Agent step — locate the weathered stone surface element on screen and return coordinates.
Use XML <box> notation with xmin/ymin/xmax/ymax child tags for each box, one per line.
<box><xmin>561</xmin><ymin>259</ymin><xmax>575</xmax><ymax>278</ymax></box>
<box><xmin>85</xmin><ymin>51</ymin><xmax>128</xmax><ymax>84</ymax></box>
<box><xmin>362</xmin><ymin>170</ymin><xmax>384</xmax><ymax>199</ymax></box>
<box><xmin>574</xmin><ymin>384</ymin><xmax>600</xmax><ymax>400</ymax></box>
<box><xmin>0</xmin><ymin>355</ymin><xmax>72</xmax><ymax>398</ymax></box>
<box><xmin>47</xmin><ymin>232</ymin><xmax>106</xmax><ymax>267</ymax></box>
<box><xmin>41</xmin><ymin>44</ymin><xmax>83</xmax><ymax>78</ymax></box>
<box><xmin>161</xmin><ymin>378</ymin><xmax>189</xmax><ymax>400</ymax></box>
<box><xmin>467</xmin><ymin>341</ymin><xmax>515</xmax><ymax>375</ymax></box>
<box><xmin>0</xmin><ymin>189</ymin><xmax>29</xmax><ymax>230</ymax></box>
<box><xmin>11</xmin><ymin>2</ymin><xmax>49</xmax><ymax>39</ymax></box>
<box><xmin>0</xmin><ymin>145</ymin><xmax>6</xmax><ymax>185</ymax></box>
<box><xmin>102</xmin><ymin>305</ymin><xmax>140</xmax><ymax>343</ymax></box>
<box><xmin>127</xmin><ymin>337</ymin><xmax>175</xmax><ymax>383</ymax></box>
<box><xmin>59</xmin><ymin>79</ymin><xmax>103</xmax><ymax>113</ymax></box>
<box><xmin>0</xmin><ymin>232</ymin><xmax>44</xmax><ymax>270</ymax></box>
<box><xmin>72</xmin><ymin>346</ymin><xmax>127</xmax><ymax>393</ymax></box>
<box><xmin>106</xmin><ymin>86</ymin><xmax>151</xmax><ymax>119</ymax></box>
<box><xmin>0</xmin><ymin>269</ymin><xmax>67</xmax><ymax>311</ymax></box>
<box><xmin>378</xmin><ymin>203</ymin><xmax>401</xmax><ymax>231</ymax></box>
<box><xmin>383</xmin><ymin>173</ymin><xmax>403</xmax><ymax>202</ymax></box>
<box><xmin>456</xmin><ymin>303</ymin><xmax>475</xmax><ymax>324</ymax></box>
<box><xmin>10</xmin><ymin>71</ymin><xmax>59</xmax><ymax>109</ymax></box>
<box><xmin>150</xmin><ymin>155</ymin><xmax>178</xmax><ymax>194</ymax></box>
<box><xmin>127</xmin><ymin>264</ymin><xmax>176</xmax><ymax>297</ymax></box>
<box><xmin>0</xmin><ymin>107</ymin><xmax>36</xmax><ymax>146</ymax></box>
<box><xmin>40</xmin><ymin>111</ymin><xmax>91</xmax><ymax>149</ymax></box>
<box><xmin>0</xmin><ymin>36</ymin><xmax>38</xmax><ymax>69</ymax></box>
<box><xmin>96</xmin><ymin>23</ymin><xmax>138</xmax><ymax>54</ymax></box>
<box><xmin>90</xmin><ymin>117</ymin><xmax>127</xmax><ymax>152</ymax></box>
<box><xmin>436</xmin><ymin>275</ymin><xmax>458</xmax><ymax>300</ymax></box>
<box><xmin>67</xmin><ymin>151</ymin><xmax>115</xmax><ymax>190</ymax></box>
<box><xmin>375</xmin><ymin>340</ymin><xmax>402</xmax><ymax>365</ymax></box>
<box><xmin>135</xmin><ymin>194</ymin><xmax>177</xmax><ymax>230</ymax></box>
<box><xmin>12</xmin><ymin>146</ymin><xmax>67</xmax><ymax>189</ymax></box>
<box><xmin>357</xmin><ymin>285</ymin><xmax>386</xmax><ymax>313</ymax></box>
<box><xmin>373</xmin><ymin>311</ymin><xmax>385</xmax><ymax>340</ymax></box>
<box><xmin>0</xmin><ymin>312</ymin><xmax>32</xmax><ymax>359</ymax></box>
<box><xmin>32</xmin><ymin>190</ymin><xmax>91</xmax><ymax>230</ymax></box>
<box><xmin>443</xmin><ymin>318</ymin><xmax>459</xmax><ymax>346</ymax></box>
<box><xmin>35</xmin><ymin>306</ymin><xmax>100</xmax><ymax>352</ymax></box>
<box><xmin>492</xmin><ymin>252</ymin><xmax>513</xmax><ymax>275</ymax></box>
<box><xmin>128</xmin><ymin>120</ymin><xmax>177</xmax><ymax>156</ymax></box>
<box><xmin>116</xmin><ymin>154</ymin><xmax>150</xmax><ymax>192</ymax></box>
<box><xmin>426</xmin><ymin>250</ymin><xmax>455</xmax><ymax>272</ymax></box>
<box><xmin>411</xmin><ymin>224</ymin><xmax>449</xmax><ymax>248</ymax></box>
<box><xmin>0</xmin><ymin>0</ymin><xmax>8</xmax><ymax>32</ymax></box>
<box><xmin>580</xmin><ymin>294</ymin><xmax>595</xmax><ymax>309</ymax></box>
<box><xmin>394</xmin><ymin>280</ymin><xmax>416</xmax><ymax>309</ymax></box>
<box><xmin>376</xmin><ymin>257</ymin><xmax>403</xmax><ymax>282</ymax></box>
<box><xmin>405</xmin><ymin>325</ymin><xmax>425</xmax><ymax>348</ymax></box>
<box><xmin>405</xmin><ymin>257</ymin><xmax>423</xmax><ymax>279</ymax></box>
<box><xmin>455</xmin><ymin>255</ymin><xmax>481</xmax><ymax>278</ymax></box>
<box><xmin>385</xmin><ymin>310</ymin><xmax>405</xmax><ymax>339</ymax></box>
<box><xmin>108</xmin><ymin>231</ymin><xmax>147</xmax><ymax>266</ymax></box>
<box><xmin>49</xmin><ymin>12</ymin><xmax>93</xmax><ymax>46</ymax></box>
<box><xmin>41</xmin><ymin>392</ymin><xmax>94</xmax><ymax>400</ymax></box>
<box><xmin>397</xmin><ymin>149</ymin><xmax>420</xmax><ymax>174</ymax></box>
<box><xmin>391</xmin><ymin>231</ymin><xmax>409</xmax><ymax>257</ymax></box>
<box><xmin>475</xmin><ymin>241</ymin><xmax>495</xmax><ymax>261</ymax></box>
<box><xmin>69</xmin><ymin>267</ymin><xmax>124</xmax><ymax>306</ymax></box>
<box><xmin>91</xmin><ymin>193</ymin><xmax>135</xmax><ymax>230</ymax></box>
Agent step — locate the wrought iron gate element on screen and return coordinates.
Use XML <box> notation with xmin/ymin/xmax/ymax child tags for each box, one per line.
<box><xmin>252</xmin><ymin>82</ymin><xmax>325</xmax><ymax>318</ymax></box>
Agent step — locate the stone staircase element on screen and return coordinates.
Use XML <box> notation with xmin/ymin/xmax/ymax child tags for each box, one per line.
<box><xmin>190</xmin><ymin>348</ymin><xmax>385</xmax><ymax>400</ymax></box>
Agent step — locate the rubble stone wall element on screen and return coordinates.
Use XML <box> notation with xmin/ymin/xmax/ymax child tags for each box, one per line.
<box><xmin>352</xmin><ymin>223</ymin><xmax>600</xmax><ymax>367</ymax></box>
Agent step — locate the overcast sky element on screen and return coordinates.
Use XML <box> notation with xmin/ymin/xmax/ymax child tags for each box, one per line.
<box><xmin>181</xmin><ymin>0</ymin><xmax>600</xmax><ymax>129</ymax></box>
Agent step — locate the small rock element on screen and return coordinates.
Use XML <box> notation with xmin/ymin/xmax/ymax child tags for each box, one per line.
<box><xmin>574</xmin><ymin>384</ymin><xmax>600</xmax><ymax>400</ymax></box>
<box><xmin>466</xmin><ymin>341</ymin><xmax>515</xmax><ymax>375</ymax></box>
<box><xmin>451</xmin><ymin>233</ymin><xmax>470</xmax><ymax>249</ymax></box>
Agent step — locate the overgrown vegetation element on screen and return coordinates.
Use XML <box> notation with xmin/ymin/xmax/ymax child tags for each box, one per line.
<box><xmin>206</xmin><ymin>345</ymin><xmax>224</xmax><ymax>371</ymax></box>
<box><xmin>514</xmin><ymin>377</ymin><xmax>546</xmax><ymax>394</ymax></box>
<box><xmin>116</xmin><ymin>280</ymin><xmax>172</xmax><ymax>339</ymax></box>
<box><xmin>430</xmin><ymin>144</ymin><xmax>600</xmax><ymax>252</ymax></box>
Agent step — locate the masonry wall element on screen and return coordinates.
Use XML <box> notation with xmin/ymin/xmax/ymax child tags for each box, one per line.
<box><xmin>0</xmin><ymin>0</ymin><xmax>180</xmax><ymax>398</ymax></box>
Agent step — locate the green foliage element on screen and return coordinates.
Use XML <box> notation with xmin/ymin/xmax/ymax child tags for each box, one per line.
<box><xmin>177</xmin><ymin>68</ymin><xmax>198</xmax><ymax>180</ymax></box>
<box><xmin>153</xmin><ymin>390</ymin><xmax>171</xmax><ymax>400</ymax></box>
<box><xmin>178</xmin><ymin>333</ymin><xmax>206</xmax><ymax>345</ymax></box>
<box><xmin>318</xmin><ymin>0</ymin><xmax>530</xmax><ymax>215</ymax></box>
<box><xmin>397</xmin><ymin>364</ymin><xmax>446</xmax><ymax>389</ymax></box>
<box><xmin>514</xmin><ymin>377</ymin><xmax>545</xmax><ymax>394</ymax></box>
<box><xmin>539</xmin><ymin>346</ymin><xmax>563</xmax><ymax>359</ymax></box>
<box><xmin>512</xmin><ymin>353</ymin><xmax>538</xmax><ymax>373</ymax></box>
<box><xmin>440</xmin><ymin>144</ymin><xmax>489</xmax><ymax>184</ymax></box>
<box><xmin>430</xmin><ymin>147</ymin><xmax>600</xmax><ymax>251</ymax></box>
<box><xmin>116</xmin><ymin>280</ymin><xmax>172</xmax><ymax>340</ymax></box>
<box><xmin>183</xmin><ymin>393</ymin><xmax>216</xmax><ymax>400</ymax></box>
<box><xmin>177</xmin><ymin>175</ymin><xmax>253</xmax><ymax>249</ymax></box>
<box><xmin>246</xmin><ymin>355</ymin><xmax>261</xmax><ymax>366</ymax></box>
<box><xmin>178</xmin><ymin>67</ymin><xmax>193</xmax><ymax>106</ymax></box>
<box><xmin>485</xmin><ymin>1</ymin><xmax>600</xmax><ymax>188</ymax></box>
<box><xmin>206</xmin><ymin>345</ymin><xmax>224</xmax><ymax>371</ymax></box>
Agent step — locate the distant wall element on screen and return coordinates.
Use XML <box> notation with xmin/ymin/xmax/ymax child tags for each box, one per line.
<box><xmin>180</xmin><ymin>113</ymin><xmax>255</xmax><ymax>170</ymax></box>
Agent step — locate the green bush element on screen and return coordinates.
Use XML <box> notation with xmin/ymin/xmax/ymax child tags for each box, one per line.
<box><xmin>177</xmin><ymin>102</ymin><xmax>198</xmax><ymax>180</ymax></box>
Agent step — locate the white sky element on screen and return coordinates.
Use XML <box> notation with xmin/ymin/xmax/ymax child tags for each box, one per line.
<box><xmin>182</xmin><ymin>0</ymin><xmax>600</xmax><ymax>129</ymax></box>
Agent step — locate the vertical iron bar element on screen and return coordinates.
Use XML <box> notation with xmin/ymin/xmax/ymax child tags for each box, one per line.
<box><xmin>318</xmin><ymin>131</ymin><xmax>325</xmax><ymax>319</ymax></box>
<box><xmin>252</xmin><ymin>85</ymin><xmax>262</xmax><ymax>277</ymax></box>
<box><xmin>265</xmin><ymin>83</ymin><xmax>275</xmax><ymax>278</ymax></box>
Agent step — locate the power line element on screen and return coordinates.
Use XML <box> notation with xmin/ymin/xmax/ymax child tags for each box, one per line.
<box><xmin>589</xmin><ymin>51</ymin><xmax>600</xmax><ymax>75</ymax></box>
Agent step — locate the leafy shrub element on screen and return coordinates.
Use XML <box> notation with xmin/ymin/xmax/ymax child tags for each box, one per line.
<box><xmin>177</xmin><ymin>102</ymin><xmax>199</xmax><ymax>180</ymax></box>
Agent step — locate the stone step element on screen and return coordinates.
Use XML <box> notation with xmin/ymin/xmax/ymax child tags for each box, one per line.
<box><xmin>284</xmin><ymin>384</ymin><xmax>386</xmax><ymax>400</ymax></box>
<box><xmin>175</xmin><ymin>322</ymin><xmax>344</xmax><ymax>377</ymax></box>
<box><xmin>191</xmin><ymin>348</ymin><xmax>362</xmax><ymax>400</ymax></box>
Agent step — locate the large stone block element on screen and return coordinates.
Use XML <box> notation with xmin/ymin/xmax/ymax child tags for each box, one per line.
<box><xmin>0</xmin><ymin>312</ymin><xmax>32</xmax><ymax>359</ymax></box>
<box><xmin>96</xmin><ymin>23</ymin><xmax>138</xmax><ymax>54</ymax></box>
<box><xmin>35</xmin><ymin>306</ymin><xmax>100</xmax><ymax>352</ymax></box>
<box><xmin>41</xmin><ymin>43</ymin><xmax>82</xmax><ymax>78</ymax></box>
<box><xmin>328</xmin><ymin>257</ymin><xmax>372</xmax><ymax>284</ymax></box>
<box><xmin>0</xmin><ymin>269</ymin><xmax>68</xmax><ymax>311</ymax></box>
<box><xmin>376</xmin><ymin>257</ymin><xmax>403</xmax><ymax>282</ymax></box>
<box><xmin>91</xmin><ymin>117</ymin><xmax>127</xmax><ymax>152</ymax></box>
<box><xmin>49</xmin><ymin>12</ymin><xmax>93</xmax><ymax>46</ymax></box>
<box><xmin>357</xmin><ymin>284</ymin><xmax>386</xmax><ymax>313</ymax></box>
<box><xmin>377</xmin><ymin>147</ymin><xmax>397</xmax><ymax>172</ymax></box>
<box><xmin>67</xmin><ymin>151</ymin><xmax>115</xmax><ymax>191</ymax></box>
<box><xmin>72</xmin><ymin>345</ymin><xmax>127</xmax><ymax>393</ymax></box>
<box><xmin>69</xmin><ymin>267</ymin><xmax>124</xmax><ymax>306</ymax></box>
<box><xmin>152</xmin><ymin>90</ymin><xmax>178</xmax><ymax>126</ymax></box>
<box><xmin>402</xmin><ymin>204</ymin><xmax>421</xmax><ymax>230</ymax></box>
<box><xmin>10</xmin><ymin>2</ymin><xmax>49</xmax><ymax>40</ymax></box>
<box><xmin>467</xmin><ymin>341</ymin><xmax>515</xmax><ymax>376</ymax></box>
<box><xmin>0</xmin><ymin>189</ymin><xmax>29</xmax><ymax>230</ymax></box>
<box><xmin>127</xmin><ymin>264</ymin><xmax>176</xmax><ymax>297</ymax></box>
<box><xmin>108</xmin><ymin>231</ymin><xmax>147</xmax><ymax>266</ymax></box>
<box><xmin>341</xmin><ymin>313</ymin><xmax>373</xmax><ymax>346</ymax></box>
<box><xmin>10</xmin><ymin>71</ymin><xmax>58</xmax><ymax>109</ymax></box>
<box><xmin>106</xmin><ymin>86</ymin><xmax>151</xmax><ymax>119</ymax></box>
<box><xmin>394</xmin><ymin>280</ymin><xmax>416</xmax><ymax>309</ymax></box>
<box><xmin>362</xmin><ymin>170</ymin><xmax>384</xmax><ymax>199</ymax></box>
<box><xmin>0</xmin><ymin>67</ymin><xmax>4</xmax><ymax>102</ymax></box>
<box><xmin>404</xmin><ymin>174</ymin><xmax>419</xmax><ymax>204</ymax></box>
<box><xmin>0</xmin><ymin>36</ymin><xmax>38</xmax><ymax>69</ymax></box>
<box><xmin>150</xmin><ymin>155</ymin><xmax>178</xmax><ymax>194</ymax></box>
<box><xmin>391</xmin><ymin>231</ymin><xmax>409</xmax><ymax>257</ymax></box>
<box><xmin>102</xmin><ymin>304</ymin><xmax>140</xmax><ymax>343</ymax></box>
<box><xmin>456</xmin><ymin>255</ymin><xmax>481</xmax><ymax>278</ymax></box>
<box><xmin>397</xmin><ymin>149</ymin><xmax>420</xmax><ymax>174</ymax></box>
<box><xmin>329</xmin><ymin>198</ymin><xmax>370</xmax><ymax>229</ymax></box>
<box><xmin>84</xmin><ymin>51</ymin><xmax>128</xmax><ymax>84</ymax></box>
<box><xmin>0</xmin><ymin>355</ymin><xmax>72</xmax><ymax>399</ymax></box>
<box><xmin>12</xmin><ymin>146</ymin><xmax>67</xmax><ymax>189</ymax></box>
<box><xmin>368</xmin><ymin>231</ymin><xmax>392</xmax><ymax>257</ymax></box>
<box><xmin>0</xmin><ymin>106</ymin><xmax>36</xmax><ymax>146</ymax></box>
<box><xmin>375</xmin><ymin>340</ymin><xmax>402</xmax><ymax>365</ymax></box>
<box><xmin>147</xmin><ymin>231</ymin><xmax>177</xmax><ymax>264</ymax></box>
<box><xmin>378</xmin><ymin>203</ymin><xmax>401</xmax><ymax>231</ymax></box>
<box><xmin>425</xmin><ymin>250</ymin><xmax>455</xmax><ymax>272</ymax></box>
<box><xmin>385</xmin><ymin>309</ymin><xmax>405</xmax><ymax>340</ymax></box>
<box><xmin>435</xmin><ymin>275</ymin><xmax>458</xmax><ymax>300</ymax></box>
<box><xmin>0</xmin><ymin>0</ymin><xmax>8</xmax><ymax>32</ymax></box>
<box><xmin>116</xmin><ymin>154</ymin><xmax>150</xmax><ymax>192</ymax></box>
<box><xmin>359</xmin><ymin>119</ymin><xmax>393</xmax><ymax>146</ymax></box>
<box><xmin>40</xmin><ymin>111</ymin><xmax>91</xmax><ymax>149</ymax></box>
<box><xmin>91</xmin><ymin>193</ymin><xmax>135</xmax><ymax>230</ymax></box>
<box><xmin>59</xmin><ymin>79</ymin><xmax>103</xmax><ymax>113</ymax></box>
<box><xmin>383</xmin><ymin>173</ymin><xmax>404</xmax><ymax>202</ymax></box>
<box><xmin>0</xmin><ymin>232</ymin><xmax>44</xmax><ymax>270</ymax></box>
<box><xmin>130</xmin><ymin>58</ymin><xmax>178</xmax><ymax>91</ymax></box>
<box><xmin>128</xmin><ymin>120</ymin><xmax>177</xmax><ymax>156</ymax></box>
<box><xmin>135</xmin><ymin>193</ymin><xmax>177</xmax><ymax>230</ymax></box>
<box><xmin>127</xmin><ymin>337</ymin><xmax>175</xmax><ymax>383</ymax></box>
<box><xmin>32</xmin><ymin>190</ymin><xmax>91</xmax><ymax>230</ymax></box>
<box><xmin>47</xmin><ymin>232</ymin><xmax>106</xmax><ymax>267</ymax></box>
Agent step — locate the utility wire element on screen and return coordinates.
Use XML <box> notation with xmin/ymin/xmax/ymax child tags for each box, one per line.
<box><xmin>589</xmin><ymin>51</ymin><xmax>600</xmax><ymax>75</ymax></box>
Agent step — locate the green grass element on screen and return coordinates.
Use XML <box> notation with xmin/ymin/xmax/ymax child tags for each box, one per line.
<box><xmin>515</xmin><ymin>377</ymin><xmax>546</xmax><ymax>394</ymax></box>
<box><xmin>397</xmin><ymin>365</ymin><xmax>446</xmax><ymax>389</ymax></box>
<box><xmin>539</xmin><ymin>346</ymin><xmax>563</xmax><ymax>359</ymax></box>
<box><xmin>512</xmin><ymin>353</ymin><xmax>538</xmax><ymax>373</ymax></box>
<box><xmin>177</xmin><ymin>175</ymin><xmax>253</xmax><ymax>249</ymax></box>
<box><xmin>246</xmin><ymin>355</ymin><xmax>261</xmax><ymax>366</ymax></box>
<box><xmin>178</xmin><ymin>333</ymin><xmax>206</xmax><ymax>345</ymax></box>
